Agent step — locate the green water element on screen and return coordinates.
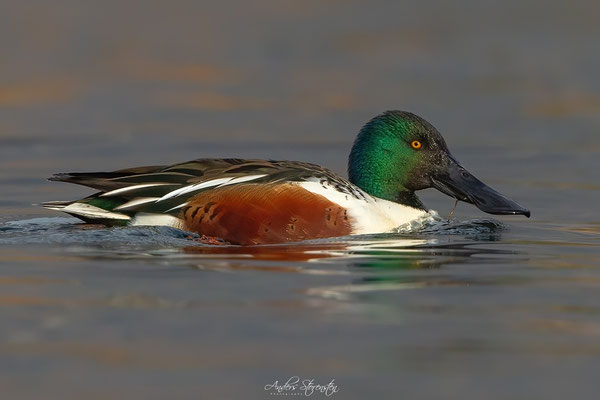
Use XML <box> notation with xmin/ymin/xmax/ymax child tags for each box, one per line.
<box><xmin>1</xmin><ymin>1</ymin><xmax>599</xmax><ymax>399</ymax></box>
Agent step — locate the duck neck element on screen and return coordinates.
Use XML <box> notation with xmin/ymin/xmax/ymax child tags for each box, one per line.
<box><xmin>349</xmin><ymin>174</ymin><xmax>424</xmax><ymax>209</ymax></box>
<box><xmin>347</xmin><ymin>120</ymin><xmax>425</xmax><ymax>210</ymax></box>
<box><xmin>348</xmin><ymin>151</ymin><xmax>425</xmax><ymax>210</ymax></box>
<box><xmin>394</xmin><ymin>191</ymin><xmax>425</xmax><ymax>210</ymax></box>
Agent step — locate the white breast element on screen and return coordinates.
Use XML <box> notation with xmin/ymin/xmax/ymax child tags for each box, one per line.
<box><xmin>296</xmin><ymin>180</ymin><xmax>430</xmax><ymax>235</ymax></box>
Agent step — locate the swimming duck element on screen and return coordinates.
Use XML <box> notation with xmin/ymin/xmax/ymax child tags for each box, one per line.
<box><xmin>43</xmin><ymin>111</ymin><xmax>530</xmax><ymax>245</ymax></box>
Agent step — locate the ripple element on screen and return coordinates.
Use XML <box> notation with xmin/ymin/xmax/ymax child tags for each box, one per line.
<box><xmin>1</xmin><ymin>215</ymin><xmax>508</xmax><ymax>246</ymax></box>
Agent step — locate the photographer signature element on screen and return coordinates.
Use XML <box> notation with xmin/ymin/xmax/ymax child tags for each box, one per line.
<box><xmin>264</xmin><ymin>376</ymin><xmax>339</xmax><ymax>397</ymax></box>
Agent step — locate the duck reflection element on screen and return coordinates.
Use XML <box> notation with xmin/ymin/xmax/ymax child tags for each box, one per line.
<box><xmin>181</xmin><ymin>234</ymin><xmax>514</xmax><ymax>274</ymax></box>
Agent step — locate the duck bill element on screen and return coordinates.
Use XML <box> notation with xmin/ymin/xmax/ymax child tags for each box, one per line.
<box><xmin>431</xmin><ymin>157</ymin><xmax>530</xmax><ymax>217</ymax></box>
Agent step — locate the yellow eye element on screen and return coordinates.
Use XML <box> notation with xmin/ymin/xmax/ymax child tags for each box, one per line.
<box><xmin>411</xmin><ymin>140</ymin><xmax>422</xmax><ymax>149</ymax></box>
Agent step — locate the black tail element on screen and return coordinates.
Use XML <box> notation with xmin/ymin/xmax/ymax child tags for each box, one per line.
<box><xmin>47</xmin><ymin>165</ymin><xmax>166</xmax><ymax>191</ymax></box>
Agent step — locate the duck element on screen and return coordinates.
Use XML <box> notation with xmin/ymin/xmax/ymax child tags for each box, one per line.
<box><xmin>43</xmin><ymin>111</ymin><xmax>530</xmax><ymax>245</ymax></box>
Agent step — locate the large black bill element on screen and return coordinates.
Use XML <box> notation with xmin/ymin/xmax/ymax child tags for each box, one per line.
<box><xmin>431</xmin><ymin>158</ymin><xmax>530</xmax><ymax>217</ymax></box>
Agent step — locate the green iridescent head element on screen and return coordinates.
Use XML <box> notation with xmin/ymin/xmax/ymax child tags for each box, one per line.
<box><xmin>348</xmin><ymin>110</ymin><xmax>530</xmax><ymax>217</ymax></box>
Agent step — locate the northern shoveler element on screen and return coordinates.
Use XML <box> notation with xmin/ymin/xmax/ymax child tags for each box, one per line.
<box><xmin>43</xmin><ymin>111</ymin><xmax>530</xmax><ymax>245</ymax></box>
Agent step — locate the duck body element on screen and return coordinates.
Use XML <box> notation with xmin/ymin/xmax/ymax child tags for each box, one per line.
<box><xmin>44</xmin><ymin>159</ymin><xmax>428</xmax><ymax>245</ymax></box>
<box><xmin>44</xmin><ymin>111</ymin><xmax>529</xmax><ymax>245</ymax></box>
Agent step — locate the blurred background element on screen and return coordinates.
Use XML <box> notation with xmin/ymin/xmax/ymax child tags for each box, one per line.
<box><xmin>1</xmin><ymin>0</ymin><xmax>598</xmax><ymax>221</ymax></box>
<box><xmin>1</xmin><ymin>1</ymin><xmax>599</xmax><ymax>399</ymax></box>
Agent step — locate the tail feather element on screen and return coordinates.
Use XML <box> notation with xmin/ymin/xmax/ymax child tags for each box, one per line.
<box><xmin>47</xmin><ymin>169</ymin><xmax>195</xmax><ymax>192</ymax></box>
<box><xmin>48</xmin><ymin>173</ymin><xmax>136</xmax><ymax>191</ymax></box>
<box><xmin>47</xmin><ymin>165</ymin><xmax>168</xmax><ymax>191</ymax></box>
<box><xmin>40</xmin><ymin>200</ymin><xmax>72</xmax><ymax>210</ymax></box>
<box><xmin>41</xmin><ymin>199</ymin><xmax>131</xmax><ymax>224</ymax></box>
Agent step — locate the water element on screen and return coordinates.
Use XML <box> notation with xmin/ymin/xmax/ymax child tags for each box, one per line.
<box><xmin>1</xmin><ymin>0</ymin><xmax>599</xmax><ymax>399</ymax></box>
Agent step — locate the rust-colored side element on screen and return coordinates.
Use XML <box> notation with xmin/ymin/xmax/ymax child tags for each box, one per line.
<box><xmin>180</xmin><ymin>183</ymin><xmax>353</xmax><ymax>245</ymax></box>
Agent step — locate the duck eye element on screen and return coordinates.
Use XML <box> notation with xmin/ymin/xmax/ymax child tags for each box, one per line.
<box><xmin>411</xmin><ymin>140</ymin><xmax>422</xmax><ymax>150</ymax></box>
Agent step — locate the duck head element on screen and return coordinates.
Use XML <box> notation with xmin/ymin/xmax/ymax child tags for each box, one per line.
<box><xmin>348</xmin><ymin>110</ymin><xmax>530</xmax><ymax>217</ymax></box>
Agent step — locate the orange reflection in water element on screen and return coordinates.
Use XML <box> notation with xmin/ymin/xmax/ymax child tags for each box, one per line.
<box><xmin>180</xmin><ymin>238</ymin><xmax>432</xmax><ymax>275</ymax></box>
<box><xmin>182</xmin><ymin>242</ymin><xmax>349</xmax><ymax>262</ymax></box>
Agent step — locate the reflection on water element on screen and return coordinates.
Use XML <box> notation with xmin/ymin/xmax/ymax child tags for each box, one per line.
<box><xmin>0</xmin><ymin>216</ymin><xmax>553</xmax><ymax>307</ymax></box>
<box><xmin>1</xmin><ymin>215</ymin><xmax>599</xmax><ymax>399</ymax></box>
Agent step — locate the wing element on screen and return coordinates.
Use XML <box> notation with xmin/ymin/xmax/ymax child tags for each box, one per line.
<box><xmin>44</xmin><ymin>158</ymin><xmax>357</xmax><ymax>220</ymax></box>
